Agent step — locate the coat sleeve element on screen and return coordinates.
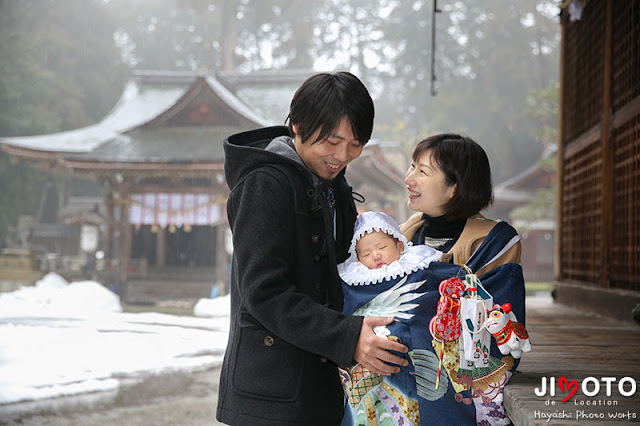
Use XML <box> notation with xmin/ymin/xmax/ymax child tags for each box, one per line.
<box><xmin>228</xmin><ymin>171</ymin><xmax>363</xmax><ymax>367</ymax></box>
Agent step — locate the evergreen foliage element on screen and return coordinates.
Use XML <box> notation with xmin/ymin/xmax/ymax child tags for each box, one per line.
<box><xmin>0</xmin><ymin>0</ymin><xmax>126</xmax><ymax>245</ymax></box>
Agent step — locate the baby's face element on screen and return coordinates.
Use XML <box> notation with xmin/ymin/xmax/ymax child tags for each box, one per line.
<box><xmin>356</xmin><ymin>231</ymin><xmax>404</xmax><ymax>269</ymax></box>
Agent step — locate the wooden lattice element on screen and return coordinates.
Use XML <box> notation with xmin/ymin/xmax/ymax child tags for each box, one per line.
<box><xmin>560</xmin><ymin>141</ymin><xmax>602</xmax><ymax>283</ymax></box>
<box><xmin>562</xmin><ymin>1</ymin><xmax>605</xmax><ymax>143</ymax></box>
<box><xmin>611</xmin><ymin>114</ymin><xmax>640</xmax><ymax>291</ymax></box>
<box><xmin>612</xmin><ymin>1</ymin><xmax>640</xmax><ymax>111</ymax></box>
<box><xmin>560</xmin><ymin>0</ymin><xmax>640</xmax><ymax>290</ymax></box>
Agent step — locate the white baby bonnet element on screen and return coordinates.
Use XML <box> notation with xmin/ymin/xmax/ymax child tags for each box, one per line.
<box><xmin>339</xmin><ymin>211</ymin><xmax>442</xmax><ymax>286</ymax></box>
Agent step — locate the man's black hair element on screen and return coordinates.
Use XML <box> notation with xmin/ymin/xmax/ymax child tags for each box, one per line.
<box><xmin>287</xmin><ymin>71</ymin><xmax>374</xmax><ymax>145</ymax></box>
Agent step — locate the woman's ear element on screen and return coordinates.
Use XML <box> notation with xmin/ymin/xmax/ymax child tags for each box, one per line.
<box><xmin>292</xmin><ymin>123</ymin><xmax>299</xmax><ymax>136</ymax></box>
<box><xmin>448</xmin><ymin>183</ymin><xmax>457</xmax><ymax>199</ymax></box>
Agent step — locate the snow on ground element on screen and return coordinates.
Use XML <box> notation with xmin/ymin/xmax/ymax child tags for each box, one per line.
<box><xmin>0</xmin><ymin>273</ymin><xmax>230</xmax><ymax>405</ymax></box>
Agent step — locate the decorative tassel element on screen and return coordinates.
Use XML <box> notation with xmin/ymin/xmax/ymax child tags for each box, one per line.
<box><xmin>436</xmin><ymin>341</ymin><xmax>444</xmax><ymax>389</ymax></box>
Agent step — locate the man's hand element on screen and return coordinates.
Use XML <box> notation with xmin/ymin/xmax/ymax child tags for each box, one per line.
<box><xmin>353</xmin><ymin>316</ymin><xmax>409</xmax><ymax>375</ymax></box>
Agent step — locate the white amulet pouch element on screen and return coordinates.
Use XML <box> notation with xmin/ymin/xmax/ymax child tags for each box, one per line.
<box><xmin>460</xmin><ymin>274</ymin><xmax>493</xmax><ymax>368</ymax></box>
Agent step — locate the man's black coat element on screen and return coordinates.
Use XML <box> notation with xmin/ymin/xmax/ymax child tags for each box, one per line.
<box><xmin>217</xmin><ymin>126</ymin><xmax>364</xmax><ymax>425</ymax></box>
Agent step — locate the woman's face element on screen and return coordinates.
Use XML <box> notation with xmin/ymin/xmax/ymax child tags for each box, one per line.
<box><xmin>404</xmin><ymin>150</ymin><xmax>456</xmax><ymax>217</ymax></box>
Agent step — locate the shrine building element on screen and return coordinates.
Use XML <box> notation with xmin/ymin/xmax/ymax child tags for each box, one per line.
<box><xmin>0</xmin><ymin>70</ymin><xmax>406</xmax><ymax>302</ymax></box>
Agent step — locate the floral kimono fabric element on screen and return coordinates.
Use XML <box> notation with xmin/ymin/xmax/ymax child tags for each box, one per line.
<box><xmin>340</xmin><ymin>222</ymin><xmax>525</xmax><ymax>426</ymax></box>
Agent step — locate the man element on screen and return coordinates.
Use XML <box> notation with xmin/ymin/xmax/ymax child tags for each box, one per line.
<box><xmin>217</xmin><ymin>72</ymin><xmax>408</xmax><ymax>425</ymax></box>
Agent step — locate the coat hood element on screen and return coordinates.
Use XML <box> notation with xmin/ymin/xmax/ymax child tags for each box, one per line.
<box><xmin>224</xmin><ymin>126</ymin><xmax>304</xmax><ymax>190</ymax></box>
<box><xmin>224</xmin><ymin>125</ymin><xmax>346</xmax><ymax>190</ymax></box>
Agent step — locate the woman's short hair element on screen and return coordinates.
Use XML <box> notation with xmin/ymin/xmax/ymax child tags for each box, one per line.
<box><xmin>287</xmin><ymin>71</ymin><xmax>374</xmax><ymax>146</ymax></box>
<box><xmin>412</xmin><ymin>133</ymin><xmax>494</xmax><ymax>219</ymax></box>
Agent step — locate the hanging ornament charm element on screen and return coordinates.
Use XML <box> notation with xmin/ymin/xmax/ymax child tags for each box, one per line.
<box><xmin>431</xmin><ymin>277</ymin><xmax>465</xmax><ymax>341</ymax></box>
<box><xmin>486</xmin><ymin>303</ymin><xmax>532</xmax><ymax>359</ymax></box>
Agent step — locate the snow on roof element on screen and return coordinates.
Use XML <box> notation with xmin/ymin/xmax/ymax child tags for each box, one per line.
<box><xmin>234</xmin><ymin>85</ymin><xmax>295</xmax><ymax>125</ymax></box>
<box><xmin>67</xmin><ymin>127</ymin><xmax>231</xmax><ymax>162</ymax></box>
<box><xmin>494</xmin><ymin>145</ymin><xmax>556</xmax><ymax>192</ymax></box>
<box><xmin>0</xmin><ymin>72</ymin><xmax>273</xmax><ymax>154</ymax></box>
<box><xmin>204</xmin><ymin>76</ymin><xmax>270</xmax><ymax>127</ymax></box>
<box><xmin>513</xmin><ymin>218</ymin><xmax>555</xmax><ymax>231</ymax></box>
<box><xmin>493</xmin><ymin>187</ymin><xmax>537</xmax><ymax>203</ymax></box>
<box><xmin>494</xmin><ymin>145</ymin><xmax>556</xmax><ymax>203</ymax></box>
<box><xmin>218</xmin><ymin>69</ymin><xmax>308</xmax><ymax>124</ymax></box>
<box><xmin>0</xmin><ymin>80</ymin><xmax>187</xmax><ymax>153</ymax></box>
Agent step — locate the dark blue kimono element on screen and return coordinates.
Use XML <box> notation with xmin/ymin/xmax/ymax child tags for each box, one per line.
<box><xmin>340</xmin><ymin>222</ymin><xmax>526</xmax><ymax>426</ymax></box>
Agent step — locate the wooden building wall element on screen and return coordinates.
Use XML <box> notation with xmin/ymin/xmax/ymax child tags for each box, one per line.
<box><xmin>558</xmin><ymin>0</ymin><xmax>639</xmax><ymax>291</ymax></box>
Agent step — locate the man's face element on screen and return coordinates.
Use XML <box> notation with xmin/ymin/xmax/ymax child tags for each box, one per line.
<box><xmin>293</xmin><ymin>117</ymin><xmax>364</xmax><ymax>181</ymax></box>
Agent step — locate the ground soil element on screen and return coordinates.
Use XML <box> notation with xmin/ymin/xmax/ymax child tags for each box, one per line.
<box><xmin>0</xmin><ymin>368</ymin><xmax>226</xmax><ymax>426</ymax></box>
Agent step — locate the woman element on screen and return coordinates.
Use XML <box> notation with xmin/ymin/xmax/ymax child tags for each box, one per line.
<box><xmin>337</xmin><ymin>134</ymin><xmax>526</xmax><ymax>425</ymax></box>
<box><xmin>402</xmin><ymin>133</ymin><xmax>520</xmax><ymax>270</ymax></box>
<box><xmin>400</xmin><ymin>133</ymin><xmax>526</xmax><ymax>425</ymax></box>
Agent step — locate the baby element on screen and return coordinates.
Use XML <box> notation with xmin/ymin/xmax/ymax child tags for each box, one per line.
<box><xmin>355</xmin><ymin>222</ymin><xmax>404</xmax><ymax>269</ymax></box>
<box><xmin>338</xmin><ymin>211</ymin><xmax>442</xmax><ymax>286</ymax></box>
<box><xmin>338</xmin><ymin>212</ymin><xmax>443</xmax><ymax>425</ymax></box>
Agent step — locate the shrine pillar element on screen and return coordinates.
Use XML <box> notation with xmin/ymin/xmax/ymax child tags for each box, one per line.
<box><xmin>117</xmin><ymin>180</ymin><xmax>131</xmax><ymax>300</ymax></box>
<box><xmin>156</xmin><ymin>225</ymin><xmax>166</xmax><ymax>268</ymax></box>
<box><xmin>104</xmin><ymin>184</ymin><xmax>114</xmax><ymax>259</ymax></box>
